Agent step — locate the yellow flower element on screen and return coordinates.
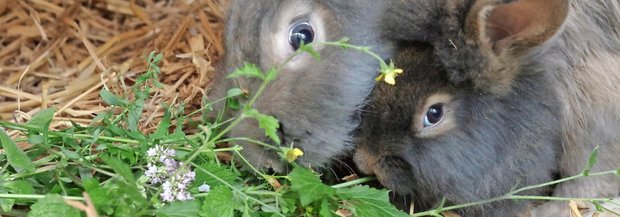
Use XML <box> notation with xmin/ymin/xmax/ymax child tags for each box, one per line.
<box><xmin>376</xmin><ymin>68</ymin><xmax>403</xmax><ymax>85</ymax></box>
<box><xmin>284</xmin><ymin>148</ymin><xmax>304</xmax><ymax>163</ymax></box>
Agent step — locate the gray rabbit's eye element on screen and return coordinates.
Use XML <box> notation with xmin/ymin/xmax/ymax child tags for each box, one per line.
<box><xmin>423</xmin><ymin>104</ymin><xmax>444</xmax><ymax>128</ymax></box>
<box><xmin>289</xmin><ymin>22</ymin><xmax>314</xmax><ymax>50</ymax></box>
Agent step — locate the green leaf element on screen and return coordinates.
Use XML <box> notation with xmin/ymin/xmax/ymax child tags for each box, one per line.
<box><xmin>300</xmin><ymin>43</ymin><xmax>321</xmax><ymax>61</ymax></box>
<box><xmin>100</xmin><ymin>89</ymin><xmax>127</xmax><ymax>107</ymax></box>
<box><xmin>264</xmin><ymin>68</ymin><xmax>278</xmax><ymax>82</ymax></box>
<box><xmin>0</xmin><ymin>129</ymin><xmax>35</xmax><ymax>172</ymax></box>
<box><xmin>152</xmin><ymin>109</ymin><xmax>172</xmax><ymax>140</ymax></box>
<box><xmin>227</xmin><ymin>63</ymin><xmax>265</xmax><ymax>80</ymax></box>
<box><xmin>156</xmin><ymin>200</ymin><xmax>201</xmax><ymax>217</ymax></box>
<box><xmin>127</xmin><ymin>98</ymin><xmax>145</xmax><ymax>132</ymax></box>
<box><xmin>288</xmin><ymin>167</ymin><xmax>334</xmax><ymax>206</ymax></box>
<box><xmin>336</xmin><ymin>185</ymin><xmax>409</xmax><ymax>217</ymax></box>
<box><xmin>0</xmin><ymin>177</ymin><xmax>14</xmax><ymax>212</ymax></box>
<box><xmin>101</xmin><ymin>154</ymin><xmax>135</xmax><ymax>182</ymax></box>
<box><xmin>194</xmin><ymin>163</ymin><xmax>240</xmax><ymax>188</ymax></box>
<box><xmin>6</xmin><ymin>180</ymin><xmax>35</xmax><ymax>194</ymax></box>
<box><xmin>27</xmin><ymin>195</ymin><xmax>81</xmax><ymax>217</ymax></box>
<box><xmin>583</xmin><ymin>146</ymin><xmax>600</xmax><ymax>176</ymax></box>
<box><xmin>226</xmin><ymin>88</ymin><xmax>244</xmax><ymax>98</ymax></box>
<box><xmin>319</xmin><ymin>199</ymin><xmax>334</xmax><ymax>217</ymax></box>
<box><xmin>26</xmin><ymin>108</ymin><xmax>56</xmax><ymax>131</ymax></box>
<box><xmin>244</xmin><ymin>109</ymin><xmax>280</xmax><ymax>144</ymax></box>
<box><xmin>59</xmin><ymin>147</ymin><xmax>81</xmax><ymax>159</ymax></box>
<box><xmin>200</xmin><ymin>186</ymin><xmax>236</xmax><ymax>217</ymax></box>
<box><xmin>83</xmin><ymin>179</ymin><xmax>107</xmax><ymax>209</ymax></box>
<box><xmin>0</xmin><ymin>198</ymin><xmax>14</xmax><ymax>212</ymax></box>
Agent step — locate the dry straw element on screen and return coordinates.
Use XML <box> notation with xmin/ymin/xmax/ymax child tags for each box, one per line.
<box><xmin>0</xmin><ymin>0</ymin><xmax>226</xmax><ymax>133</ymax></box>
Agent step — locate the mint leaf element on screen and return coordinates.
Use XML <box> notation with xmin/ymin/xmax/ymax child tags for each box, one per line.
<box><xmin>289</xmin><ymin>167</ymin><xmax>334</xmax><ymax>206</ymax></box>
<box><xmin>26</xmin><ymin>108</ymin><xmax>56</xmax><ymax>131</ymax></box>
<box><xmin>100</xmin><ymin>89</ymin><xmax>127</xmax><ymax>107</ymax></box>
<box><xmin>27</xmin><ymin>195</ymin><xmax>81</xmax><ymax>217</ymax></box>
<box><xmin>200</xmin><ymin>186</ymin><xmax>235</xmax><ymax>217</ymax></box>
<box><xmin>0</xmin><ymin>129</ymin><xmax>35</xmax><ymax>172</ymax></box>
<box><xmin>583</xmin><ymin>146</ymin><xmax>600</xmax><ymax>176</ymax></box>
<box><xmin>227</xmin><ymin>63</ymin><xmax>265</xmax><ymax>80</ymax></box>
<box><xmin>101</xmin><ymin>154</ymin><xmax>135</xmax><ymax>182</ymax></box>
<box><xmin>194</xmin><ymin>163</ymin><xmax>239</xmax><ymax>188</ymax></box>
<box><xmin>244</xmin><ymin>109</ymin><xmax>280</xmax><ymax>144</ymax></box>
<box><xmin>336</xmin><ymin>186</ymin><xmax>409</xmax><ymax>217</ymax></box>
<box><xmin>156</xmin><ymin>200</ymin><xmax>201</xmax><ymax>217</ymax></box>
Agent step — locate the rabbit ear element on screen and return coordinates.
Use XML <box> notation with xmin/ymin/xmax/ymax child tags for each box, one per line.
<box><xmin>464</xmin><ymin>0</ymin><xmax>569</xmax><ymax>93</ymax></box>
<box><xmin>468</xmin><ymin>0</ymin><xmax>569</xmax><ymax>54</ymax></box>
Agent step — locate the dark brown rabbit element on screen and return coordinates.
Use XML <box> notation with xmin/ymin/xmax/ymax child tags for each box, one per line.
<box><xmin>354</xmin><ymin>0</ymin><xmax>620</xmax><ymax>216</ymax></box>
<box><xmin>207</xmin><ymin>0</ymin><xmax>391</xmax><ymax>171</ymax></box>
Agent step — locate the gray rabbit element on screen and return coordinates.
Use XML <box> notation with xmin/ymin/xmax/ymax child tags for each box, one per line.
<box><xmin>208</xmin><ymin>0</ymin><xmax>391</xmax><ymax>171</ymax></box>
<box><xmin>354</xmin><ymin>0</ymin><xmax>620</xmax><ymax>216</ymax></box>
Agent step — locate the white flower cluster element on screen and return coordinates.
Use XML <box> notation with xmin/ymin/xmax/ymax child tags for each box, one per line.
<box><xmin>145</xmin><ymin>145</ymin><xmax>196</xmax><ymax>202</ymax></box>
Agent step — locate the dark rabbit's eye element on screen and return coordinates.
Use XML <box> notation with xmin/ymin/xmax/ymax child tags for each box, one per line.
<box><xmin>289</xmin><ymin>22</ymin><xmax>314</xmax><ymax>50</ymax></box>
<box><xmin>423</xmin><ymin>104</ymin><xmax>444</xmax><ymax>128</ymax></box>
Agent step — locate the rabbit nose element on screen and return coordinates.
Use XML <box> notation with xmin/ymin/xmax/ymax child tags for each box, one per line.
<box><xmin>353</xmin><ymin>145</ymin><xmax>380</xmax><ymax>175</ymax></box>
<box><xmin>373</xmin><ymin>156</ymin><xmax>415</xmax><ymax>194</ymax></box>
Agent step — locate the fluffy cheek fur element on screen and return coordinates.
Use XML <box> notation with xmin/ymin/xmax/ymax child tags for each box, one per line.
<box><xmin>213</xmin><ymin>0</ymin><xmax>390</xmax><ymax>170</ymax></box>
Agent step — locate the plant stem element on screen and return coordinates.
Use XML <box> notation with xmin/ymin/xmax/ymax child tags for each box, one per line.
<box><xmin>331</xmin><ymin>177</ymin><xmax>377</xmax><ymax>189</ymax></box>
<box><xmin>411</xmin><ymin>169</ymin><xmax>620</xmax><ymax>217</ymax></box>
<box><xmin>0</xmin><ymin>194</ymin><xmax>84</xmax><ymax>201</ymax></box>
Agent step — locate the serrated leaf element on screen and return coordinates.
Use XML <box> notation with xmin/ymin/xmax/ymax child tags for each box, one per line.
<box><xmin>26</xmin><ymin>108</ymin><xmax>56</xmax><ymax>131</ymax></box>
<box><xmin>200</xmin><ymin>186</ymin><xmax>235</xmax><ymax>217</ymax></box>
<box><xmin>194</xmin><ymin>163</ymin><xmax>240</xmax><ymax>188</ymax></box>
<box><xmin>583</xmin><ymin>146</ymin><xmax>600</xmax><ymax>176</ymax></box>
<box><xmin>288</xmin><ymin>167</ymin><xmax>334</xmax><ymax>206</ymax></box>
<box><xmin>336</xmin><ymin>185</ymin><xmax>409</xmax><ymax>217</ymax></box>
<box><xmin>101</xmin><ymin>155</ymin><xmax>135</xmax><ymax>182</ymax></box>
<box><xmin>100</xmin><ymin>89</ymin><xmax>127</xmax><ymax>107</ymax></box>
<box><xmin>0</xmin><ymin>129</ymin><xmax>35</xmax><ymax>172</ymax></box>
<box><xmin>227</xmin><ymin>63</ymin><xmax>265</xmax><ymax>80</ymax></box>
<box><xmin>27</xmin><ymin>195</ymin><xmax>81</xmax><ymax>217</ymax></box>
<box><xmin>156</xmin><ymin>200</ymin><xmax>201</xmax><ymax>217</ymax></box>
<box><xmin>244</xmin><ymin>109</ymin><xmax>280</xmax><ymax>144</ymax></box>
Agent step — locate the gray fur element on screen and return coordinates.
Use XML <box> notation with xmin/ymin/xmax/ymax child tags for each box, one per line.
<box><xmin>354</xmin><ymin>0</ymin><xmax>620</xmax><ymax>216</ymax></box>
<box><xmin>208</xmin><ymin>0</ymin><xmax>391</xmax><ymax>171</ymax></box>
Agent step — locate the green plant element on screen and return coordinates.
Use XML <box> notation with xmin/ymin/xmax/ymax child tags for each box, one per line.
<box><xmin>1</xmin><ymin>40</ymin><xmax>618</xmax><ymax>217</ymax></box>
<box><xmin>0</xmin><ymin>41</ymin><xmax>409</xmax><ymax>217</ymax></box>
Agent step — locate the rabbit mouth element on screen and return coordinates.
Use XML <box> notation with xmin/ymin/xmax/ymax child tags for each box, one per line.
<box><xmin>372</xmin><ymin>156</ymin><xmax>416</xmax><ymax>194</ymax></box>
